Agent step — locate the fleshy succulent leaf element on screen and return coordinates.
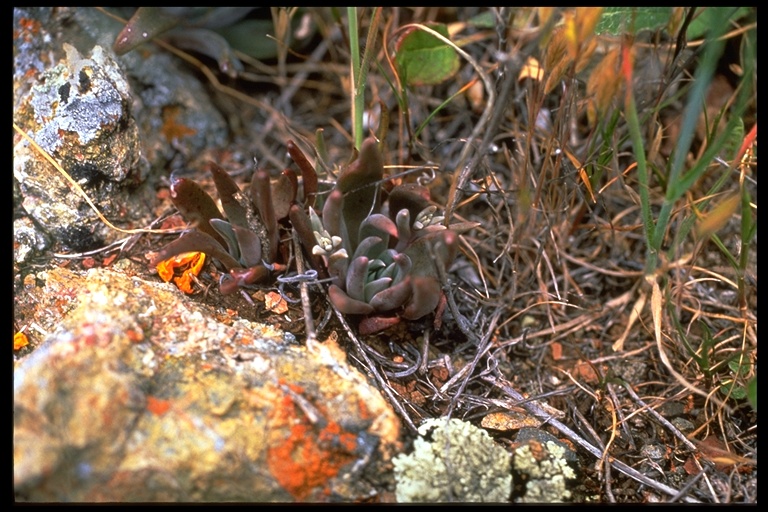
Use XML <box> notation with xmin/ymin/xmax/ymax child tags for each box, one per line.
<box><xmin>345</xmin><ymin>256</ymin><xmax>369</xmax><ymax>302</ymax></box>
<box><xmin>287</xmin><ymin>139</ymin><xmax>318</xmax><ymax>208</ymax></box>
<box><xmin>168</xmin><ymin>173</ymin><xmax>226</xmax><ymax>246</ymax></box>
<box><xmin>359</xmin><ymin>315</ymin><xmax>401</xmax><ymax>336</ymax></box>
<box><xmin>209</xmin><ymin>162</ymin><xmax>249</xmax><ymax>229</ymax></box>
<box><xmin>321</xmin><ymin>188</ymin><xmax>345</xmax><ymax>240</ymax></box>
<box><xmin>369</xmin><ymin>275</ymin><xmax>413</xmax><ymax>312</ymax></box>
<box><xmin>231</xmin><ymin>224</ymin><xmax>263</xmax><ymax>268</ymax></box>
<box><xmin>219</xmin><ymin>265</ymin><xmax>271</xmax><ymax>295</ymax></box>
<box><xmin>164</xmin><ymin>27</ymin><xmax>243</xmax><ymax>77</ymax></box>
<box><xmin>394</xmin><ymin>209</ymin><xmax>412</xmax><ymax>250</ymax></box>
<box><xmin>364</xmin><ymin>276</ymin><xmax>393</xmax><ymax>303</ymax></box>
<box><xmin>271</xmin><ymin>169</ymin><xmax>297</xmax><ymax>220</ymax></box>
<box><xmin>359</xmin><ymin>213</ymin><xmax>398</xmax><ymax>244</ymax></box>
<box><xmin>403</xmin><ymin>276</ymin><xmax>442</xmax><ymax>320</ymax></box>
<box><xmin>209</xmin><ymin>219</ymin><xmax>241</xmax><ymax>262</ymax></box>
<box><xmin>151</xmin><ymin>230</ymin><xmax>240</xmax><ymax>271</ymax></box>
<box><xmin>351</xmin><ymin>236</ymin><xmax>384</xmax><ymax>262</ymax></box>
<box><xmin>337</xmin><ymin>138</ymin><xmax>383</xmax><ymax>248</ymax></box>
<box><xmin>388</xmin><ymin>183</ymin><xmax>432</xmax><ymax>223</ymax></box>
<box><xmin>329</xmin><ymin>284</ymin><xmax>374</xmax><ymax>315</ymax></box>
<box><xmin>113</xmin><ymin>7</ymin><xmax>181</xmax><ymax>55</ymax></box>
<box><xmin>289</xmin><ymin>204</ymin><xmax>325</xmax><ymax>274</ymax></box>
<box><xmin>251</xmin><ymin>169</ymin><xmax>279</xmax><ymax>262</ymax></box>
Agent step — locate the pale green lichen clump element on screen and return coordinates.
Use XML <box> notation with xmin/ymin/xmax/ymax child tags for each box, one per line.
<box><xmin>392</xmin><ymin>417</ymin><xmax>512</xmax><ymax>502</ymax></box>
<box><xmin>513</xmin><ymin>440</ymin><xmax>576</xmax><ymax>503</ymax></box>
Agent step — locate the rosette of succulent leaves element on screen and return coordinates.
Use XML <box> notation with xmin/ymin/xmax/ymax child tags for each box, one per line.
<box><xmin>150</xmin><ymin>140</ymin><xmax>318</xmax><ymax>296</ymax></box>
<box><xmin>291</xmin><ymin>137</ymin><xmax>478</xmax><ymax>334</ymax></box>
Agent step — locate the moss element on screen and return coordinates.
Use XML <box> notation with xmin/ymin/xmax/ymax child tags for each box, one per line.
<box><xmin>392</xmin><ymin>417</ymin><xmax>512</xmax><ymax>502</ymax></box>
<box><xmin>513</xmin><ymin>439</ymin><xmax>576</xmax><ymax>503</ymax></box>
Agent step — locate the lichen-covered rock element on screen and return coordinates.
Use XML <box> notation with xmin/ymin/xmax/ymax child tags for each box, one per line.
<box><xmin>13</xmin><ymin>7</ymin><xmax>229</xmax><ymax>257</ymax></box>
<box><xmin>13</xmin><ymin>266</ymin><xmax>400</xmax><ymax>502</ymax></box>
<box><xmin>13</xmin><ymin>217</ymin><xmax>51</xmax><ymax>265</ymax></box>
<box><xmin>13</xmin><ymin>40</ymin><xmax>145</xmax><ymax>252</ymax></box>
<box><xmin>392</xmin><ymin>417</ymin><xmax>511</xmax><ymax>502</ymax></box>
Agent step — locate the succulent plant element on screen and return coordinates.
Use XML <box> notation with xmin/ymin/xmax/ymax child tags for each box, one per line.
<box><xmin>113</xmin><ymin>7</ymin><xmax>255</xmax><ymax>77</ymax></box>
<box><xmin>150</xmin><ymin>141</ymin><xmax>317</xmax><ymax>295</ymax></box>
<box><xmin>112</xmin><ymin>8</ymin><xmax>315</xmax><ymax>77</ymax></box>
<box><xmin>294</xmin><ymin>137</ymin><xmax>476</xmax><ymax>334</ymax></box>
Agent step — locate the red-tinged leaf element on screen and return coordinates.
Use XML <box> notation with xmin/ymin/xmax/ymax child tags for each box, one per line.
<box><xmin>328</xmin><ymin>284</ymin><xmax>374</xmax><ymax>315</ymax></box>
<box><xmin>359</xmin><ymin>315</ymin><xmax>401</xmax><ymax>335</ymax></box>
<box><xmin>151</xmin><ymin>231</ymin><xmax>238</xmax><ymax>270</ymax></box>
<box><xmin>209</xmin><ymin>161</ymin><xmax>249</xmax><ymax>229</ymax></box>
<box><xmin>402</xmin><ymin>276</ymin><xmax>441</xmax><ymax>320</ymax></box>
<box><xmin>287</xmin><ymin>139</ymin><xmax>318</xmax><ymax>208</ymax></box>
<box><xmin>169</xmin><ymin>174</ymin><xmax>226</xmax><ymax>246</ymax></box>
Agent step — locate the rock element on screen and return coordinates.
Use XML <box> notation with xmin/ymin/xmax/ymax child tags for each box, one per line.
<box><xmin>13</xmin><ymin>7</ymin><xmax>228</xmax><ymax>257</ymax></box>
<box><xmin>14</xmin><ymin>39</ymin><xmax>145</xmax><ymax>252</ymax></box>
<box><xmin>14</xmin><ymin>266</ymin><xmax>400</xmax><ymax>502</ymax></box>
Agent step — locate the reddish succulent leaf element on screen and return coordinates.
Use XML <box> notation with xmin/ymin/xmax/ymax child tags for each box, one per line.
<box><xmin>151</xmin><ymin>230</ymin><xmax>239</xmax><ymax>271</ymax></box>
<box><xmin>113</xmin><ymin>7</ymin><xmax>179</xmax><ymax>55</ymax></box>
<box><xmin>287</xmin><ymin>139</ymin><xmax>318</xmax><ymax>208</ymax></box>
<box><xmin>369</xmin><ymin>276</ymin><xmax>412</xmax><ymax>312</ymax></box>
<box><xmin>403</xmin><ymin>276</ymin><xmax>442</xmax><ymax>320</ymax></box>
<box><xmin>289</xmin><ymin>204</ymin><xmax>325</xmax><ymax>275</ymax></box>
<box><xmin>328</xmin><ymin>284</ymin><xmax>374</xmax><ymax>315</ymax></box>
<box><xmin>359</xmin><ymin>315</ymin><xmax>401</xmax><ymax>335</ymax></box>
<box><xmin>271</xmin><ymin>169</ymin><xmax>297</xmax><ymax>220</ymax></box>
<box><xmin>251</xmin><ymin>169</ymin><xmax>279</xmax><ymax>262</ymax></box>
<box><xmin>209</xmin><ymin>161</ymin><xmax>249</xmax><ymax>229</ymax></box>
<box><xmin>337</xmin><ymin>138</ymin><xmax>383</xmax><ymax>248</ymax></box>
<box><xmin>231</xmin><ymin>224</ymin><xmax>263</xmax><ymax>268</ymax></box>
<box><xmin>219</xmin><ymin>265</ymin><xmax>271</xmax><ymax>295</ymax></box>
<box><xmin>345</xmin><ymin>256</ymin><xmax>369</xmax><ymax>303</ymax></box>
<box><xmin>169</xmin><ymin>174</ymin><xmax>226</xmax><ymax>246</ymax></box>
<box><xmin>388</xmin><ymin>183</ymin><xmax>432</xmax><ymax>222</ymax></box>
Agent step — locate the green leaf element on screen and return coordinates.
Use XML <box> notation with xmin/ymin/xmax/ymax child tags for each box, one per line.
<box><xmin>728</xmin><ymin>358</ymin><xmax>750</xmax><ymax>376</ymax></box>
<box><xmin>217</xmin><ymin>19</ymin><xmax>280</xmax><ymax>60</ymax></box>
<box><xmin>720</xmin><ymin>380</ymin><xmax>747</xmax><ymax>400</ymax></box>
<box><xmin>686</xmin><ymin>7</ymin><xmax>752</xmax><ymax>40</ymax></box>
<box><xmin>395</xmin><ymin>23</ymin><xmax>459</xmax><ymax>87</ymax></box>
<box><xmin>595</xmin><ymin>7</ymin><xmax>672</xmax><ymax>36</ymax></box>
<box><xmin>467</xmin><ymin>10</ymin><xmax>496</xmax><ymax>29</ymax></box>
<box><xmin>746</xmin><ymin>376</ymin><xmax>757</xmax><ymax>411</ymax></box>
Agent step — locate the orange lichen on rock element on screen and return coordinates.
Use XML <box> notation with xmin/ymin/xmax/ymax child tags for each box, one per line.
<box><xmin>161</xmin><ymin>105</ymin><xmax>197</xmax><ymax>143</ymax></box>
<box><xmin>146</xmin><ymin>395</ymin><xmax>172</xmax><ymax>416</ymax></box>
<box><xmin>266</xmin><ymin>384</ymin><xmax>360</xmax><ymax>501</ymax></box>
